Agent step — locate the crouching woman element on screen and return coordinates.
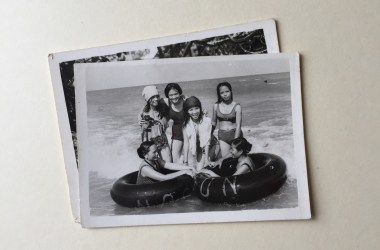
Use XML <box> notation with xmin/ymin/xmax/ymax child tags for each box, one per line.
<box><xmin>182</xmin><ymin>96</ymin><xmax>213</xmax><ymax>172</ymax></box>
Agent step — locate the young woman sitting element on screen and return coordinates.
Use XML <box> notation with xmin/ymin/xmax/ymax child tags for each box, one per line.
<box><xmin>200</xmin><ymin>137</ymin><xmax>255</xmax><ymax>177</ymax></box>
<box><xmin>136</xmin><ymin>141</ymin><xmax>194</xmax><ymax>184</ymax></box>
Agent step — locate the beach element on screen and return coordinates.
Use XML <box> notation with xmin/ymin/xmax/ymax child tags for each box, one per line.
<box><xmin>86</xmin><ymin>72</ymin><xmax>298</xmax><ymax>215</ymax></box>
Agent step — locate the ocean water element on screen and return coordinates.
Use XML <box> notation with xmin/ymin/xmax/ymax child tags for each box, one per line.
<box><xmin>87</xmin><ymin>72</ymin><xmax>298</xmax><ymax>216</ymax></box>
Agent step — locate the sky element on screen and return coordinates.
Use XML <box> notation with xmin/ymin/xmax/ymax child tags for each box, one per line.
<box><xmin>74</xmin><ymin>53</ymin><xmax>294</xmax><ymax>92</ymax></box>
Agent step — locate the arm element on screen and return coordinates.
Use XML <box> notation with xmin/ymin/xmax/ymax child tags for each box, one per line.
<box><xmin>182</xmin><ymin>127</ymin><xmax>189</xmax><ymax>164</ymax></box>
<box><xmin>137</xmin><ymin>108</ymin><xmax>143</xmax><ymax>123</ymax></box>
<box><xmin>211</xmin><ymin>103</ymin><xmax>217</xmax><ymax>134</ymax></box>
<box><xmin>164</xmin><ymin>162</ymin><xmax>193</xmax><ymax>171</ymax></box>
<box><xmin>161</xmin><ymin>117</ymin><xmax>169</xmax><ymax>131</ymax></box>
<box><xmin>199</xmin><ymin>169</ymin><xmax>220</xmax><ymax>177</ymax></box>
<box><xmin>161</xmin><ymin>98</ymin><xmax>174</xmax><ymax>128</ymax></box>
<box><xmin>137</xmin><ymin>107</ymin><xmax>148</xmax><ymax>128</ymax></box>
<box><xmin>232</xmin><ymin>164</ymin><xmax>250</xmax><ymax>176</ymax></box>
<box><xmin>209</xmin><ymin>157</ymin><xmax>225</xmax><ymax>167</ymax></box>
<box><xmin>202</xmin><ymin>120</ymin><xmax>212</xmax><ymax>168</ymax></box>
<box><xmin>203</xmin><ymin>144</ymin><xmax>210</xmax><ymax>167</ymax></box>
<box><xmin>234</xmin><ymin>104</ymin><xmax>242</xmax><ymax>138</ymax></box>
<box><xmin>141</xmin><ymin>166</ymin><xmax>193</xmax><ymax>182</ymax></box>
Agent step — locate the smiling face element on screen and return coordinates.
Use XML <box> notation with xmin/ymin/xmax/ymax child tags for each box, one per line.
<box><xmin>168</xmin><ymin>89</ymin><xmax>180</xmax><ymax>104</ymax></box>
<box><xmin>219</xmin><ymin>86</ymin><xmax>232</xmax><ymax>102</ymax></box>
<box><xmin>149</xmin><ymin>95</ymin><xmax>160</xmax><ymax>107</ymax></box>
<box><xmin>188</xmin><ymin>106</ymin><xmax>201</xmax><ymax>121</ymax></box>
<box><xmin>144</xmin><ymin>144</ymin><xmax>158</xmax><ymax>161</ymax></box>
<box><xmin>230</xmin><ymin>144</ymin><xmax>243</xmax><ymax>158</ymax></box>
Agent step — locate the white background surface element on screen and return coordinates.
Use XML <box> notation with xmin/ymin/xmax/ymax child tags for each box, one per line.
<box><xmin>1</xmin><ymin>1</ymin><xmax>379</xmax><ymax>249</ymax></box>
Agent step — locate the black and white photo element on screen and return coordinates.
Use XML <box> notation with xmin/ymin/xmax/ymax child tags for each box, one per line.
<box><xmin>75</xmin><ymin>54</ymin><xmax>310</xmax><ymax>227</ymax></box>
<box><xmin>48</xmin><ymin>19</ymin><xmax>280</xmax><ymax>220</ymax></box>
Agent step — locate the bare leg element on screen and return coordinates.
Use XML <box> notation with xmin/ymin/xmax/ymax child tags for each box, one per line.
<box><xmin>219</xmin><ymin>140</ymin><xmax>231</xmax><ymax>158</ymax></box>
<box><xmin>171</xmin><ymin>139</ymin><xmax>184</xmax><ymax>163</ymax></box>
<box><xmin>160</xmin><ymin>146</ymin><xmax>172</xmax><ymax>163</ymax></box>
<box><xmin>187</xmin><ymin>150</ymin><xmax>197</xmax><ymax>171</ymax></box>
<box><xmin>196</xmin><ymin>153</ymin><xmax>207</xmax><ymax>172</ymax></box>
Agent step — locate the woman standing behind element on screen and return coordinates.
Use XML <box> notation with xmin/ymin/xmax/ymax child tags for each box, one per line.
<box><xmin>138</xmin><ymin>85</ymin><xmax>172</xmax><ymax>162</ymax></box>
<box><xmin>182</xmin><ymin>96</ymin><xmax>212</xmax><ymax>172</ymax></box>
<box><xmin>212</xmin><ymin>82</ymin><xmax>242</xmax><ymax>158</ymax></box>
<box><xmin>163</xmin><ymin>83</ymin><xmax>186</xmax><ymax>163</ymax></box>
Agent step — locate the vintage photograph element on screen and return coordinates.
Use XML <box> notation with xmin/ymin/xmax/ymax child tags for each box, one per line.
<box><xmin>48</xmin><ymin>19</ymin><xmax>280</xmax><ymax>220</ymax></box>
<box><xmin>75</xmin><ymin>54</ymin><xmax>310</xmax><ymax>227</ymax></box>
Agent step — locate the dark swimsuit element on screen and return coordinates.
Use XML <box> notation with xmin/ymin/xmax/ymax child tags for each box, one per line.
<box><xmin>216</xmin><ymin>103</ymin><xmax>243</xmax><ymax>145</ymax></box>
<box><xmin>239</xmin><ymin>157</ymin><xmax>255</xmax><ymax>173</ymax></box>
<box><xmin>136</xmin><ymin>159</ymin><xmax>166</xmax><ymax>184</ymax></box>
<box><xmin>168</xmin><ymin>100</ymin><xmax>185</xmax><ymax>141</ymax></box>
<box><xmin>204</xmin><ymin>156</ymin><xmax>255</xmax><ymax>177</ymax></box>
<box><xmin>216</xmin><ymin>103</ymin><xmax>239</xmax><ymax>122</ymax></box>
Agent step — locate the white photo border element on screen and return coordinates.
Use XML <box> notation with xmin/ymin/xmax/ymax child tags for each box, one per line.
<box><xmin>75</xmin><ymin>53</ymin><xmax>310</xmax><ymax>228</ymax></box>
<box><xmin>48</xmin><ymin>19</ymin><xmax>280</xmax><ymax>221</ymax></box>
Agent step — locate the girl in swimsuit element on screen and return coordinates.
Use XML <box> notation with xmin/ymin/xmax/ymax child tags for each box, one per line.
<box><xmin>163</xmin><ymin>83</ymin><xmax>186</xmax><ymax>163</ymax></box>
<box><xmin>182</xmin><ymin>96</ymin><xmax>213</xmax><ymax>172</ymax></box>
<box><xmin>136</xmin><ymin>141</ymin><xmax>194</xmax><ymax>184</ymax></box>
<box><xmin>211</xmin><ymin>82</ymin><xmax>243</xmax><ymax>158</ymax></box>
<box><xmin>138</xmin><ymin>85</ymin><xmax>172</xmax><ymax>162</ymax></box>
<box><xmin>200</xmin><ymin>138</ymin><xmax>255</xmax><ymax>177</ymax></box>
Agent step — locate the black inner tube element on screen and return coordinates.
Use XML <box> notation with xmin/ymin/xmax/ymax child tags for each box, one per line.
<box><xmin>110</xmin><ymin>170</ymin><xmax>194</xmax><ymax>208</ymax></box>
<box><xmin>194</xmin><ymin>153</ymin><xmax>287</xmax><ymax>204</ymax></box>
<box><xmin>110</xmin><ymin>153</ymin><xmax>286</xmax><ymax>207</ymax></box>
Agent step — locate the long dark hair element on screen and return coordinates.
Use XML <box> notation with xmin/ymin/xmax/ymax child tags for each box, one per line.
<box><xmin>183</xmin><ymin>96</ymin><xmax>203</xmax><ymax>125</ymax></box>
<box><xmin>137</xmin><ymin>141</ymin><xmax>155</xmax><ymax>159</ymax></box>
<box><xmin>164</xmin><ymin>83</ymin><xmax>185</xmax><ymax>106</ymax></box>
<box><xmin>142</xmin><ymin>96</ymin><xmax>168</xmax><ymax>119</ymax></box>
<box><xmin>231</xmin><ymin>138</ymin><xmax>252</xmax><ymax>155</ymax></box>
<box><xmin>216</xmin><ymin>81</ymin><xmax>233</xmax><ymax>103</ymax></box>
<box><xmin>164</xmin><ymin>83</ymin><xmax>183</xmax><ymax>98</ymax></box>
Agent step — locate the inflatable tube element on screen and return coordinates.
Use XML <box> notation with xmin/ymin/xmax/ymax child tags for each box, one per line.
<box><xmin>194</xmin><ymin>153</ymin><xmax>287</xmax><ymax>204</ymax></box>
<box><xmin>110</xmin><ymin>171</ymin><xmax>194</xmax><ymax>207</ymax></box>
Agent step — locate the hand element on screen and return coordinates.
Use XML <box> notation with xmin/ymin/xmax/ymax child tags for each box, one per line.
<box><xmin>207</xmin><ymin>161</ymin><xmax>217</xmax><ymax>168</ymax></box>
<box><xmin>138</xmin><ymin>119</ymin><xmax>148</xmax><ymax>126</ymax></box>
<box><xmin>184</xmin><ymin>169</ymin><xmax>195</xmax><ymax>177</ymax></box>
<box><xmin>203</xmin><ymin>109</ymin><xmax>208</xmax><ymax>117</ymax></box>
